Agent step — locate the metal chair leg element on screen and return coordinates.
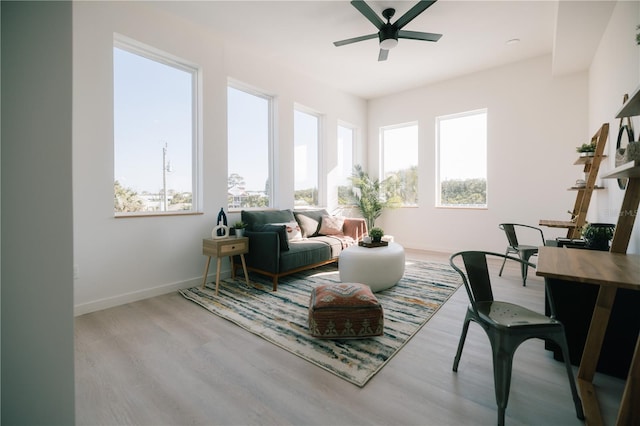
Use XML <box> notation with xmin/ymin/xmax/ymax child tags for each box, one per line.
<box><xmin>453</xmin><ymin>315</ymin><xmax>471</xmax><ymax>372</ymax></box>
<box><xmin>498</xmin><ymin>249</ymin><xmax>509</xmax><ymax>276</ymax></box>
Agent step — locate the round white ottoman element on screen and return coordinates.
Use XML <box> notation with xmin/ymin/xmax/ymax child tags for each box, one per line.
<box><xmin>339</xmin><ymin>242</ymin><xmax>405</xmax><ymax>292</ymax></box>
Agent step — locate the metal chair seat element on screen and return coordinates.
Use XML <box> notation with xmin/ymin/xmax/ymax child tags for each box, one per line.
<box><xmin>475</xmin><ymin>301</ymin><xmax>564</xmax><ymax>329</ymax></box>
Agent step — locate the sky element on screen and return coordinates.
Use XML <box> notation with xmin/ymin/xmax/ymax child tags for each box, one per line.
<box><xmin>114</xmin><ymin>46</ymin><xmax>485</xmax><ymax>198</ymax></box>
<box><xmin>437</xmin><ymin>110</ymin><xmax>487</xmax><ymax>181</ymax></box>
<box><xmin>114</xmin><ymin>47</ymin><xmax>193</xmax><ymax>194</ymax></box>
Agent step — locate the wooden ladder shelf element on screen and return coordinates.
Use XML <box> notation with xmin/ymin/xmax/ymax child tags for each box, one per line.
<box><xmin>540</xmin><ymin>123</ymin><xmax>609</xmax><ymax>238</ymax></box>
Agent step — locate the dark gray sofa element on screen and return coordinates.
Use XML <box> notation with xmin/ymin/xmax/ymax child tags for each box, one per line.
<box><xmin>239</xmin><ymin>209</ymin><xmax>367</xmax><ymax>291</ymax></box>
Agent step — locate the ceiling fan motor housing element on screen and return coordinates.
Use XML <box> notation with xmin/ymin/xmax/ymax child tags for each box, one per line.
<box><xmin>379</xmin><ymin>24</ymin><xmax>399</xmax><ymax>49</ymax></box>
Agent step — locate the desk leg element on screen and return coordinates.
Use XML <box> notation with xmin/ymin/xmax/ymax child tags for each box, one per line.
<box><xmin>617</xmin><ymin>334</ymin><xmax>639</xmax><ymax>426</ymax></box>
<box><xmin>201</xmin><ymin>256</ymin><xmax>212</xmax><ymax>289</ymax></box>
<box><xmin>577</xmin><ymin>285</ymin><xmax>617</xmax><ymax>425</ymax></box>
<box><xmin>215</xmin><ymin>257</ymin><xmax>222</xmax><ymax>296</ymax></box>
<box><xmin>239</xmin><ymin>253</ymin><xmax>250</xmax><ymax>287</ymax></box>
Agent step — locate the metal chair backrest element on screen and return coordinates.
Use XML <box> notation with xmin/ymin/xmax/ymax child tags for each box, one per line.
<box><xmin>499</xmin><ymin>223</ymin><xmax>519</xmax><ymax>249</ymax></box>
<box><xmin>450</xmin><ymin>251</ymin><xmax>537</xmax><ymax>307</ymax></box>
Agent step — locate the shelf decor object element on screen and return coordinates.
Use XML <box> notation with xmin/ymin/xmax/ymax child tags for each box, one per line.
<box><xmin>540</xmin><ymin>123</ymin><xmax>609</xmax><ymax>238</ymax></box>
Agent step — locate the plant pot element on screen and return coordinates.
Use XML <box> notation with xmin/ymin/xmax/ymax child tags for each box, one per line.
<box><xmin>235</xmin><ymin>229</ymin><xmax>245</xmax><ymax>238</ymax></box>
<box><xmin>372</xmin><ymin>237</ymin><xmax>382</xmax><ymax>243</ymax></box>
<box><xmin>583</xmin><ymin>223</ymin><xmax>615</xmax><ymax>251</ymax></box>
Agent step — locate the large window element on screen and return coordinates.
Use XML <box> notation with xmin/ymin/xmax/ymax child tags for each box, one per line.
<box><xmin>113</xmin><ymin>38</ymin><xmax>199</xmax><ymax>215</ymax></box>
<box><xmin>294</xmin><ymin>108</ymin><xmax>320</xmax><ymax>207</ymax></box>
<box><xmin>227</xmin><ymin>84</ymin><xmax>273</xmax><ymax>209</ymax></box>
<box><xmin>337</xmin><ymin>124</ymin><xmax>355</xmax><ymax>206</ymax></box>
<box><xmin>381</xmin><ymin>123</ymin><xmax>419</xmax><ymax>206</ymax></box>
<box><xmin>436</xmin><ymin>109</ymin><xmax>487</xmax><ymax>208</ymax></box>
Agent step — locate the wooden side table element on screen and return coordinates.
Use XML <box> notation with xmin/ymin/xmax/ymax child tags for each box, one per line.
<box><xmin>201</xmin><ymin>237</ymin><xmax>250</xmax><ymax>295</ymax></box>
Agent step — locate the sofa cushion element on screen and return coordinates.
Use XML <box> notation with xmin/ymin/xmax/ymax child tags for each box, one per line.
<box><xmin>319</xmin><ymin>214</ymin><xmax>345</xmax><ymax>236</ymax></box>
<box><xmin>280</xmin><ymin>240</ymin><xmax>332</xmax><ymax>272</ymax></box>
<box><xmin>294</xmin><ymin>213</ymin><xmax>320</xmax><ymax>238</ymax></box>
<box><xmin>242</xmin><ymin>209</ymin><xmax>296</xmax><ymax>231</ymax></box>
<box><xmin>254</xmin><ymin>224</ymin><xmax>289</xmax><ymax>251</ymax></box>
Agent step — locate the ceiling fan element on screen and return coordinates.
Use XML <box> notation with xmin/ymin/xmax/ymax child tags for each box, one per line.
<box><xmin>334</xmin><ymin>0</ymin><xmax>442</xmax><ymax>61</ymax></box>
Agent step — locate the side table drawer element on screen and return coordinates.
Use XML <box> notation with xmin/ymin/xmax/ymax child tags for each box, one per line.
<box><xmin>220</xmin><ymin>241</ymin><xmax>247</xmax><ymax>255</ymax></box>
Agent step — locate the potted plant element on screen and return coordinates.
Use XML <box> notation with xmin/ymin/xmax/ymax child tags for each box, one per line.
<box><xmin>582</xmin><ymin>222</ymin><xmax>615</xmax><ymax>251</ymax></box>
<box><xmin>233</xmin><ymin>221</ymin><xmax>247</xmax><ymax>238</ymax></box>
<box><xmin>369</xmin><ymin>227</ymin><xmax>384</xmax><ymax>243</ymax></box>
<box><xmin>350</xmin><ymin>165</ymin><xmax>397</xmax><ymax>231</ymax></box>
<box><xmin>576</xmin><ymin>143</ymin><xmax>596</xmax><ymax>157</ymax></box>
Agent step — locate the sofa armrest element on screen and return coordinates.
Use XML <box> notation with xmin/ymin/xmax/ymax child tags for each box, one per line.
<box><xmin>343</xmin><ymin>218</ymin><xmax>367</xmax><ymax>241</ymax></box>
<box><xmin>244</xmin><ymin>230</ymin><xmax>281</xmax><ymax>273</ymax></box>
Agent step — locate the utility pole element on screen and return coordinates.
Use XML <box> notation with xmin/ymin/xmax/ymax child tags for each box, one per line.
<box><xmin>162</xmin><ymin>142</ymin><xmax>171</xmax><ymax>211</ymax></box>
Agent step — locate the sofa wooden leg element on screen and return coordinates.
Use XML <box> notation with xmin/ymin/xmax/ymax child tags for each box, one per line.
<box><xmin>272</xmin><ymin>276</ymin><xmax>278</xmax><ymax>292</ymax></box>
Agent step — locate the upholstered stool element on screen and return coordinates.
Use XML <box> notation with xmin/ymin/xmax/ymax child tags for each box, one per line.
<box><xmin>308</xmin><ymin>283</ymin><xmax>384</xmax><ymax>339</ymax></box>
<box><xmin>339</xmin><ymin>242</ymin><xmax>405</xmax><ymax>292</ymax></box>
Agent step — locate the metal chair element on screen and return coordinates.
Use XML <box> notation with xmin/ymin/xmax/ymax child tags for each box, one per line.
<box><xmin>498</xmin><ymin>223</ymin><xmax>545</xmax><ymax>286</ymax></box>
<box><xmin>450</xmin><ymin>251</ymin><xmax>583</xmax><ymax>426</ymax></box>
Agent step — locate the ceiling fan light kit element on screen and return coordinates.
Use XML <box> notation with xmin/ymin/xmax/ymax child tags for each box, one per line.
<box><xmin>334</xmin><ymin>0</ymin><xmax>442</xmax><ymax>62</ymax></box>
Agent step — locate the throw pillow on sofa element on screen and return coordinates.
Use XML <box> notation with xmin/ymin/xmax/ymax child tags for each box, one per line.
<box><xmin>318</xmin><ymin>215</ymin><xmax>345</xmax><ymax>236</ymax></box>
<box><xmin>271</xmin><ymin>221</ymin><xmax>303</xmax><ymax>242</ymax></box>
<box><xmin>294</xmin><ymin>213</ymin><xmax>320</xmax><ymax>238</ymax></box>
<box><xmin>254</xmin><ymin>224</ymin><xmax>289</xmax><ymax>251</ymax></box>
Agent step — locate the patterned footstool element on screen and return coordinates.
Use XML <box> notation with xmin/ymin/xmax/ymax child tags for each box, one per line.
<box><xmin>308</xmin><ymin>283</ymin><xmax>384</xmax><ymax>339</ymax></box>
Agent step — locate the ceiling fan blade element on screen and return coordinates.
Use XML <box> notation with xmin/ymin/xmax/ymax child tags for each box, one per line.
<box><xmin>350</xmin><ymin>0</ymin><xmax>384</xmax><ymax>30</ymax></box>
<box><xmin>394</xmin><ymin>0</ymin><xmax>437</xmax><ymax>29</ymax></box>
<box><xmin>378</xmin><ymin>49</ymin><xmax>389</xmax><ymax>61</ymax></box>
<box><xmin>334</xmin><ymin>33</ymin><xmax>378</xmax><ymax>47</ymax></box>
<box><xmin>398</xmin><ymin>30</ymin><xmax>442</xmax><ymax>42</ymax></box>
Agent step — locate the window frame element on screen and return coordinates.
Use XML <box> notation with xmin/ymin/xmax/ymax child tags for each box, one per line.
<box><xmin>435</xmin><ymin>108</ymin><xmax>488</xmax><ymax>209</ymax></box>
<box><xmin>380</xmin><ymin>122</ymin><xmax>419</xmax><ymax>207</ymax></box>
<box><xmin>226</xmin><ymin>80</ymin><xmax>275</xmax><ymax>211</ymax></box>
<box><xmin>113</xmin><ymin>34</ymin><xmax>202</xmax><ymax>217</ymax></box>
<box><xmin>337</xmin><ymin>122</ymin><xmax>356</xmax><ymax>206</ymax></box>
<box><xmin>293</xmin><ymin>105</ymin><xmax>323</xmax><ymax>208</ymax></box>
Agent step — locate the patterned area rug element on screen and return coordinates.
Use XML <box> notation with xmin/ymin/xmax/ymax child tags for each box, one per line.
<box><xmin>179</xmin><ymin>260</ymin><xmax>462</xmax><ymax>387</ymax></box>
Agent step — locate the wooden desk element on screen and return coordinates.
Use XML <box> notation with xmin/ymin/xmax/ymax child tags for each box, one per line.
<box><xmin>202</xmin><ymin>237</ymin><xmax>250</xmax><ymax>295</ymax></box>
<box><xmin>537</xmin><ymin>246</ymin><xmax>640</xmax><ymax>425</ymax></box>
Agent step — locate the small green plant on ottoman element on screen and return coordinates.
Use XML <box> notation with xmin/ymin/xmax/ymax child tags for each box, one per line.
<box><xmin>369</xmin><ymin>227</ymin><xmax>384</xmax><ymax>243</ymax></box>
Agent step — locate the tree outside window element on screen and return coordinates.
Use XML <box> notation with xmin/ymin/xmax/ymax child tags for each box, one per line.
<box><xmin>436</xmin><ymin>109</ymin><xmax>488</xmax><ymax>208</ymax></box>
<box><xmin>381</xmin><ymin>123</ymin><xmax>418</xmax><ymax>206</ymax></box>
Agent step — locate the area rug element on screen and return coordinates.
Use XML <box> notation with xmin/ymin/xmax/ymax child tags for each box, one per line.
<box><xmin>179</xmin><ymin>260</ymin><xmax>462</xmax><ymax>387</ymax></box>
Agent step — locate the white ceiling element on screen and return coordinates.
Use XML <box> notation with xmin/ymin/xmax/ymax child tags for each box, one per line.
<box><xmin>151</xmin><ymin>0</ymin><xmax>616</xmax><ymax>100</ymax></box>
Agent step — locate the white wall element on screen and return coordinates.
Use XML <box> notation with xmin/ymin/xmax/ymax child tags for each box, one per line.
<box><xmin>1</xmin><ymin>2</ymin><xmax>75</xmax><ymax>422</ymax></box>
<box><xmin>368</xmin><ymin>55</ymin><xmax>588</xmax><ymax>253</ymax></box>
<box><xmin>72</xmin><ymin>2</ymin><xmax>367</xmax><ymax>315</ymax></box>
<box><xmin>589</xmin><ymin>0</ymin><xmax>640</xmax><ymax>254</ymax></box>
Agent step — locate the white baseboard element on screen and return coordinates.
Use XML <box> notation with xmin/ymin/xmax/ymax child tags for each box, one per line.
<box><xmin>74</xmin><ymin>269</ymin><xmax>232</xmax><ymax>316</ymax></box>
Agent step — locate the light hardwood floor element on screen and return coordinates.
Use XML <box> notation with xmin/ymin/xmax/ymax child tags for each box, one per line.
<box><xmin>75</xmin><ymin>249</ymin><xmax>625</xmax><ymax>425</ymax></box>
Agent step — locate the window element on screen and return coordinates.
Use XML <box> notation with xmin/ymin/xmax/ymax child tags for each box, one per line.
<box><xmin>337</xmin><ymin>124</ymin><xmax>355</xmax><ymax>206</ymax></box>
<box><xmin>227</xmin><ymin>84</ymin><xmax>273</xmax><ymax>209</ymax></box>
<box><xmin>436</xmin><ymin>109</ymin><xmax>487</xmax><ymax>208</ymax></box>
<box><xmin>294</xmin><ymin>108</ymin><xmax>320</xmax><ymax>207</ymax></box>
<box><xmin>381</xmin><ymin>123</ymin><xmax>419</xmax><ymax>206</ymax></box>
<box><xmin>113</xmin><ymin>38</ymin><xmax>199</xmax><ymax>215</ymax></box>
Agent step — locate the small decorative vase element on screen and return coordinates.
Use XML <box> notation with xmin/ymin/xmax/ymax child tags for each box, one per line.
<box><xmin>212</xmin><ymin>225</ymin><xmax>229</xmax><ymax>239</ymax></box>
<box><xmin>216</xmin><ymin>208</ymin><xmax>227</xmax><ymax>237</ymax></box>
